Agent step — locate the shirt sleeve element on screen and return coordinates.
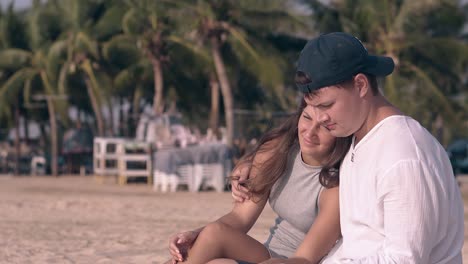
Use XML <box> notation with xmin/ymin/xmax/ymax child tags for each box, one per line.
<box><xmin>349</xmin><ymin>160</ymin><xmax>439</xmax><ymax>264</ymax></box>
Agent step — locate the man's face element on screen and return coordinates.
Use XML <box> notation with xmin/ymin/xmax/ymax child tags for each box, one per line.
<box><xmin>304</xmin><ymin>84</ymin><xmax>364</xmax><ymax>138</ymax></box>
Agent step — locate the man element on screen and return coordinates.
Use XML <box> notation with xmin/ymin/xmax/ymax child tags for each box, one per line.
<box><xmin>233</xmin><ymin>32</ymin><xmax>464</xmax><ymax>263</ymax></box>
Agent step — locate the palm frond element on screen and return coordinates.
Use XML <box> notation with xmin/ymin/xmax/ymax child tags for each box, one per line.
<box><xmin>93</xmin><ymin>4</ymin><xmax>127</xmax><ymax>41</ymax></box>
<box><xmin>57</xmin><ymin>61</ymin><xmax>70</xmax><ymax>95</ymax></box>
<box><xmin>75</xmin><ymin>31</ymin><xmax>99</xmax><ymax>59</ymax></box>
<box><xmin>122</xmin><ymin>8</ymin><xmax>144</xmax><ymax>35</ymax></box>
<box><xmin>114</xmin><ymin>68</ymin><xmax>134</xmax><ymax>91</ymax></box>
<box><xmin>46</xmin><ymin>40</ymin><xmax>68</xmax><ymax>79</ymax></box>
<box><xmin>0</xmin><ymin>68</ymin><xmax>37</xmax><ymax>100</ymax></box>
<box><xmin>102</xmin><ymin>34</ymin><xmax>140</xmax><ymax>68</ymax></box>
<box><xmin>405</xmin><ymin>62</ymin><xmax>458</xmax><ymax>123</ymax></box>
<box><xmin>410</xmin><ymin>37</ymin><xmax>468</xmax><ymax>75</ymax></box>
<box><xmin>225</xmin><ymin>25</ymin><xmax>259</xmax><ymax>61</ymax></box>
<box><xmin>393</xmin><ymin>0</ymin><xmax>440</xmax><ymax>33</ymax></box>
<box><xmin>168</xmin><ymin>35</ymin><xmax>211</xmax><ymax>65</ymax></box>
<box><xmin>0</xmin><ymin>49</ymin><xmax>32</xmax><ymax>70</ymax></box>
<box><xmin>229</xmin><ymin>37</ymin><xmax>287</xmax><ymax>107</ymax></box>
<box><xmin>27</xmin><ymin>5</ymin><xmax>63</xmax><ymax>49</ymax></box>
<box><xmin>196</xmin><ymin>0</ymin><xmax>215</xmax><ymax>20</ymax></box>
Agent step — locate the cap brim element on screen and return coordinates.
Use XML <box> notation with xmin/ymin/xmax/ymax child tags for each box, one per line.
<box><xmin>362</xmin><ymin>55</ymin><xmax>395</xmax><ymax>76</ymax></box>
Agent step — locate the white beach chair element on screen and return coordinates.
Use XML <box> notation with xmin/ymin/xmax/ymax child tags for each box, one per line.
<box><xmin>154</xmin><ymin>165</ymin><xmax>194</xmax><ymax>192</ymax></box>
<box><xmin>193</xmin><ymin>163</ymin><xmax>226</xmax><ymax>192</ymax></box>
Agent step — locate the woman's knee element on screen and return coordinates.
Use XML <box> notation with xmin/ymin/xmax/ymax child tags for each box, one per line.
<box><xmin>199</xmin><ymin>221</ymin><xmax>230</xmax><ymax>241</ymax></box>
<box><xmin>183</xmin><ymin>222</ymin><xmax>233</xmax><ymax>262</ymax></box>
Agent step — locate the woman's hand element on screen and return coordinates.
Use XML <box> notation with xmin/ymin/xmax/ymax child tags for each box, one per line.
<box><xmin>168</xmin><ymin>230</ymin><xmax>200</xmax><ymax>263</ymax></box>
<box><xmin>231</xmin><ymin>163</ymin><xmax>252</xmax><ymax>202</ymax></box>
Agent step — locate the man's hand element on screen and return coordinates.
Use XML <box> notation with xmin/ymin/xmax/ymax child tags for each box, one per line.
<box><xmin>230</xmin><ymin>162</ymin><xmax>252</xmax><ymax>202</ymax></box>
<box><xmin>168</xmin><ymin>230</ymin><xmax>200</xmax><ymax>264</ymax></box>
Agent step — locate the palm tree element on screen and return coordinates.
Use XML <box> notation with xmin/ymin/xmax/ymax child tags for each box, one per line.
<box><xmin>122</xmin><ymin>0</ymin><xmax>180</xmax><ymax>115</ymax></box>
<box><xmin>0</xmin><ymin>49</ymin><xmax>66</xmax><ymax>177</ymax></box>
<box><xmin>0</xmin><ymin>2</ymin><xmax>65</xmax><ymax>175</ymax></box>
<box><xmin>163</xmin><ymin>31</ymin><xmax>221</xmax><ymax>136</ymax></box>
<box><xmin>173</xmin><ymin>0</ymin><xmax>306</xmax><ymax>146</ymax></box>
<box><xmin>48</xmin><ymin>0</ymin><xmax>116</xmax><ymax>137</ymax></box>
<box><xmin>93</xmin><ymin>2</ymin><xmax>136</xmax><ymax>136</ymax></box>
<box><xmin>102</xmin><ymin>33</ymin><xmax>153</xmax><ymax>136</ymax></box>
<box><xmin>0</xmin><ymin>0</ymin><xmax>79</xmax><ymax>176</ymax></box>
<box><xmin>306</xmin><ymin>0</ymin><xmax>468</xmax><ymax>145</ymax></box>
<box><xmin>0</xmin><ymin>3</ymin><xmax>30</xmax><ymax>175</ymax></box>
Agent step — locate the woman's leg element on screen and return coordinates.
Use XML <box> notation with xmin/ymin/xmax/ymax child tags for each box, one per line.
<box><xmin>180</xmin><ymin>221</ymin><xmax>270</xmax><ymax>264</ymax></box>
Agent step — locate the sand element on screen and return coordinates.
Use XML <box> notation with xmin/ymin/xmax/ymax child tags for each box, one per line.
<box><xmin>0</xmin><ymin>175</ymin><xmax>466</xmax><ymax>263</ymax></box>
<box><xmin>0</xmin><ymin>176</ymin><xmax>275</xmax><ymax>264</ymax></box>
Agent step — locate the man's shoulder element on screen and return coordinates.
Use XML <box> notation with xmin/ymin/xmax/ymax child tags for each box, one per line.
<box><xmin>373</xmin><ymin>115</ymin><xmax>435</xmax><ymax>147</ymax></box>
<box><xmin>368</xmin><ymin>116</ymin><xmax>445</xmax><ymax>164</ymax></box>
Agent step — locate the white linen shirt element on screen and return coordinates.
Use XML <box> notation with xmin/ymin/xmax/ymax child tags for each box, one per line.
<box><xmin>324</xmin><ymin>115</ymin><xmax>464</xmax><ymax>263</ymax></box>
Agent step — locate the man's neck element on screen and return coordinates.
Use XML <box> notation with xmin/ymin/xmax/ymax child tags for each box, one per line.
<box><xmin>354</xmin><ymin>96</ymin><xmax>403</xmax><ymax>145</ymax></box>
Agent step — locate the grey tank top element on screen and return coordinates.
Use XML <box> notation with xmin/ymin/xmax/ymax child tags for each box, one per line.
<box><xmin>263</xmin><ymin>147</ymin><xmax>323</xmax><ymax>258</ymax></box>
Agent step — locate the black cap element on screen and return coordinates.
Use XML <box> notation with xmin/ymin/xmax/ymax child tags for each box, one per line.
<box><xmin>296</xmin><ymin>32</ymin><xmax>395</xmax><ymax>93</ymax></box>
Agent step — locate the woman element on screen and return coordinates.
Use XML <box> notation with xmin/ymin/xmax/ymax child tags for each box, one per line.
<box><xmin>165</xmin><ymin>99</ymin><xmax>351</xmax><ymax>264</ymax></box>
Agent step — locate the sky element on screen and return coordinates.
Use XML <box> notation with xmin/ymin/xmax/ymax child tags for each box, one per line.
<box><xmin>0</xmin><ymin>0</ymin><xmax>33</xmax><ymax>10</ymax></box>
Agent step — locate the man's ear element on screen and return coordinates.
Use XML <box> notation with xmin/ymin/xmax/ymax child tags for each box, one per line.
<box><xmin>354</xmin><ymin>73</ymin><xmax>370</xmax><ymax>98</ymax></box>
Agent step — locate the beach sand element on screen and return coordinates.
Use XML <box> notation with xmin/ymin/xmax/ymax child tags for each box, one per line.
<box><xmin>0</xmin><ymin>175</ymin><xmax>466</xmax><ymax>263</ymax></box>
<box><xmin>0</xmin><ymin>176</ymin><xmax>274</xmax><ymax>264</ymax></box>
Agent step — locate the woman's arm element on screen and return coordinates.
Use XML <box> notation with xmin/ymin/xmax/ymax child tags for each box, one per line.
<box><xmin>168</xmin><ymin>197</ymin><xmax>268</xmax><ymax>263</ymax></box>
<box><xmin>216</xmin><ymin>193</ymin><xmax>268</xmax><ymax>232</ymax></box>
<box><xmin>259</xmin><ymin>187</ymin><xmax>340</xmax><ymax>264</ymax></box>
<box><xmin>291</xmin><ymin>186</ymin><xmax>341</xmax><ymax>264</ymax></box>
<box><xmin>168</xmin><ymin>143</ymin><xmax>277</xmax><ymax>263</ymax></box>
<box><xmin>216</xmin><ymin>139</ymin><xmax>281</xmax><ymax>232</ymax></box>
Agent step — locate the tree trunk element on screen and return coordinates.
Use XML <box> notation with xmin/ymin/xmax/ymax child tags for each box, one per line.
<box><xmin>119</xmin><ymin>96</ymin><xmax>126</xmax><ymax>137</ymax></box>
<box><xmin>84</xmin><ymin>76</ymin><xmax>105</xmax><ymax>137</ymax></box>
<box><xmin>211</xmin><ymin>36</ymin><xmax>234</xmax><ymax>146</ymax></box>
<box><xmin>433</xmin><ymin>113</ymin><xmax>445</xmax><ymax>145</ymax></box>
<box><xmin>151</xmin><ymin>57</ymin><xmax>164</xmax><ymax>114</ymax></box>
<box><xmin>14</xmin><ymin>104</ymin><xmax>20</xmax><ymax>175</ymax></box>
<box><xmin>46</xmin><ymin>98</ymin><xmax>58</xmax><ymax>177</ymax></box>
<box><xmin>132</xmin><ymin>87</ymin><xmax>142</xmax><ymax>138</ymax></box>
<box><xmin>107</xmin><ymin>97</ymin><xmax>115</xmax><ymax>136</ymax></box>
<box><xmin>23</xmin><ymin>110</ymin><xmax>29</xmax><ymax>145</ymax></box>
<box><xmin>38</xmin><ymin>122</ymin><xmax>47</xmax><ymax>153</ymax></box>
<box><xmin>208</xmin><ymin>72</ymin><xmax>220</xmax><ymax>138</ymax></box>
<box><xmin>383</xmin><ymin>39</ymin><xmax>398</xmax><ymax>102</ymax></box>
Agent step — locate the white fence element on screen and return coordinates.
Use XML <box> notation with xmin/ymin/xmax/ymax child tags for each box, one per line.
<box><xmin>93</xmin><ymin>137</ymin><xmax>152</xmax><ymax>185</ymax></box>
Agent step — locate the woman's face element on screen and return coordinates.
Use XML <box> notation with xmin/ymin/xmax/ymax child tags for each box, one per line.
<box><xmin>298</xmin><ymin>104</ymin><xmax>336</xmax><ymax>166</ymax></box>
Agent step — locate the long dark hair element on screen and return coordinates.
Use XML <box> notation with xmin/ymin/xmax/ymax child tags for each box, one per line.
<box><xmin>231</xmin><ymin>99</ymin><xmax>352</xmax><ymax>201</ymax></box>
